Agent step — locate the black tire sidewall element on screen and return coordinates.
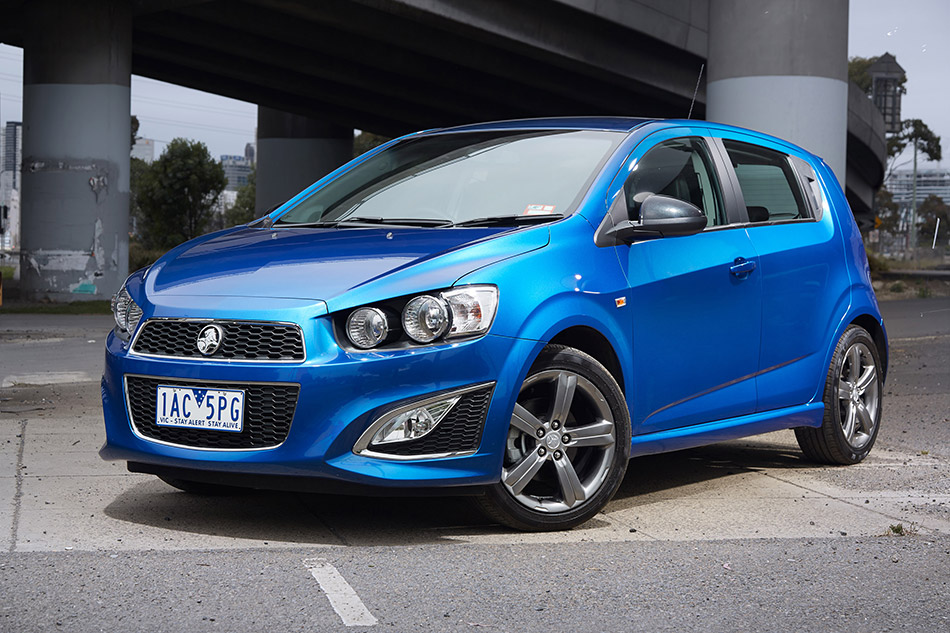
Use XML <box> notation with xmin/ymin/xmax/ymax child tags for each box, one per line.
<box><xmin>823</xmin><ymin>326</ymin><xmax>883</xmax><ymax>463</ymax></box>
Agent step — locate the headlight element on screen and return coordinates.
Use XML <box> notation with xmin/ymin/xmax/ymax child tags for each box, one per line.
<box><xmin>346</xmin><ymin>307</ymin><xmax>389</xmax><ymax>349</ymax></box>
<box><xmin>111</xmin><ymin>284</ymin><xmax>143</xmax><ymax>337</ymax></box>
<box><xmin>402</xmin><ymin>295</ymin><xmax>450</xmax><ymax>343</ymax></box>
<box><xmin>342</xmin><ymin>285</ymin><xmax>498</xmax><ymax>350</ymax></box>
<box><xmin>443</xmin><ymin>286</ymin><xmax>498</xmax><ymax>339</ymax></box>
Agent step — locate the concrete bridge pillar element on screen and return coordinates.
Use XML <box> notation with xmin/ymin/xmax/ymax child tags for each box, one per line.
<box><xmin>706</xmin><ymin>0</ymin><xmax>849</xmax><ymax>187</ymax></box>
<box><xmin>255</xmin><ymin>107</ymin><xmax>352</xmax><ymax>214</ymax></box>
<box><xmin>20</xmin><ymin>0</ymin><xmax>132</xmax><ymax>300</ymax></box>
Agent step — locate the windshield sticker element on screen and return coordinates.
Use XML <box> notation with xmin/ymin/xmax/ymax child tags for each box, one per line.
<box><xmin>523</xmin><ymin>204</ymin><xmax>557</xmax><ymax>215</ymax></box>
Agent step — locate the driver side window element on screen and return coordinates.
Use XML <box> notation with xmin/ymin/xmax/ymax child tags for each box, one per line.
<box><xmin>625</xmin><ymin>138</ymin><xmax>725</xmax><ymax>227</ymax></box>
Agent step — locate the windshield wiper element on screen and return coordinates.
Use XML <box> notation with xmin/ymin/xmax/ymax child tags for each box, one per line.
<box><xmin>453</xmin><ymin>214</ymin><xmax>564</xmax><ymax>228</ymax></box>
<box><xmin>273</xmin><ymin>217</ymin><xmax>453</xmax><ymax>228</ymax></box>
<box><xmin>272</xmin><ymin>220</ymin><xmax>340</xmax><ymax>228</ymax></box>
<box><xmin>336</xmin><ymin>216</ymin><xmax>455</xmax><ymax>227</ymax></box>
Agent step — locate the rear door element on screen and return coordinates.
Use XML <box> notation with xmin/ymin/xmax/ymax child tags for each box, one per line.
<box><xmin>710</xmin><ymin>133</ymin><xmax>849</xmax><ymax>411</ymax></box>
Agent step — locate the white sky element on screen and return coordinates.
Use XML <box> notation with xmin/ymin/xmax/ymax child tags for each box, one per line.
<box><xmin>0</xmin><ymin>1</ymin><xmax>947</xmax><ymax>166</ymax></box>
<box><xmin>0</xmin><ymin>49</ymin><xmax>258</xmax><ymax>161</ymax></box>
<box><xmin>848</xmin><ymin>0</ymin><xmax>949</xmax><ymax>169</ymax></box>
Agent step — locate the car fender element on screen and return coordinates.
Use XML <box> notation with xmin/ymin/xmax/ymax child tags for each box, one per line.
<box><xmin>455</xmin><ymin>220</ymin><xmax>633</xmax><ymax>398</ymax></box>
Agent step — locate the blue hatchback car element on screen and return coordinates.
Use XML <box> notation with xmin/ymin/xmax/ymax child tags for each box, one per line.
<box><xmin>101</xmin><ymin>118</ymin><xmax>887</xmax><ymax>530</ymax></box>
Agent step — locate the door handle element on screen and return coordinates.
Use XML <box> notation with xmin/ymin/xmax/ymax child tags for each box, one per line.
<box><xmin>730</xmin><ymin>257</ymin><xmax>756</xmax><ymax>278</ymax></box>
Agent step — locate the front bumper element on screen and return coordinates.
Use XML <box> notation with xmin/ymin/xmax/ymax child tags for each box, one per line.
<box><xmin>100</xmin><ymin>311</ymin><xmax>539</xmax><ymax>489</ymax></box>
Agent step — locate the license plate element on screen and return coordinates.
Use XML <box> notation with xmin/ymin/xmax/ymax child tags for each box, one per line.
<box><xmin>155</xmin><ymin>385</ymin><xmax>245</xmax><ymax>432</ymax></box>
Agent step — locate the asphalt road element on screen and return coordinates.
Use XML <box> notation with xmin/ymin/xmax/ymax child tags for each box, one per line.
<box><xmin>0</xmin><ymin>298</ymin><xmax>948</xmax><ymax>632</ymax></box>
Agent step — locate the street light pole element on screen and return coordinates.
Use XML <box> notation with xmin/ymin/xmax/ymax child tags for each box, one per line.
<box><xmin>909</xmin><ymin>141</ymin><xmax>918</xmax><ymax>264</ymax></box>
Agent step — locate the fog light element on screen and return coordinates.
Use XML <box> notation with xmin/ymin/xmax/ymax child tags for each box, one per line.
<box><xmin>370</xmin><ymin>396</ymin><xmax>459</xmax><ymax>445</ymax></box>
<box><xmin>346</xmin><ymin>307</ymin><xmax>389</xmax><ymax>349</ymax></box>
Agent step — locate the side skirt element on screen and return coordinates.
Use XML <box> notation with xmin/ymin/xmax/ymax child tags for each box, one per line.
<box><xmin>629</xmin><ymin>403</ymin><xmax>823</xmax><ymax>458</ymax></box>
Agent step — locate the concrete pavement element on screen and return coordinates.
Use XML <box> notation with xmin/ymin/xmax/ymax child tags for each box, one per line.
<box><xmin>0</xmin><ymin>299</ymin><xmax>948</xmax><ymax>631</ymax></box>
<box><xmin>0</xmin><ymin>313</ymin><xmax>112</xmax><ymax>387</ymax></box>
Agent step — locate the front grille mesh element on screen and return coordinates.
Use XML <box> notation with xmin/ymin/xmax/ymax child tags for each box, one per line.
<box><xmin>133</xmin><ymin>320</ymin><xmax>304</xmax><ymax>361</ymax></box>
<box><xmin>369</xmin><ymin>386</ymin><xmax>493</xmax><ymax>456</ymax></box>
<box><xmin>126</xmin><ymin>376</ymin><xmax>299</xmax><ymax>449</ymax></box>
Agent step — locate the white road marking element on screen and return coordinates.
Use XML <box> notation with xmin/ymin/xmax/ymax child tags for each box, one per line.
<box><xmin>2</xmin><ymin>371</ymin><xmax>94</xmax><ymax>388</ymax></box>
<box><xmin>304</xmin><ymin>558</ymin><xmax>377</xmax><ymax>627</ymax></box>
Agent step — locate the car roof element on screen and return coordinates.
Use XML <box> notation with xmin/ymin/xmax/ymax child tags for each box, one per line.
<box><xmin>431</xmin><ymin>117</ymin><xmax>655</xmax><ymax>134</ymax></box>
<box><xmin>413</xmin><ymin>117</ymin><xmax>821</xmax><ymax>164</ymax></box>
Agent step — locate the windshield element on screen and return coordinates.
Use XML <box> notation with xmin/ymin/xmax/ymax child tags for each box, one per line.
<box><xmin>274</xmin><ymin>129</ymin><xmax>624</xmax><ymax>226</ymax></box>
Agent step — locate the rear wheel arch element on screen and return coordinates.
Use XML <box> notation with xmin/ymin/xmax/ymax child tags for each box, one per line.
<box><xmin>850</xmin><ymin>313</ymin><xmax>888</xmax><ymax>381</ymax></box>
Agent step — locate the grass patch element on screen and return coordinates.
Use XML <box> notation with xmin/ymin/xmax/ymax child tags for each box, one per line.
<box><xmin>0</xmin><ymin>300</ymin><xmax>112</xmax><ymax>315</ymax></box>
<box><xmin>865</xmin><ymin>251</ymin><xmax>890</xmax><ymax>274</ymax></box>
<box><xmin>0</xmin><ymin>265</ymin><xmax>14</xmax><ymax>279</ymax></box>
<box><xmin>888</xmin><ymin>281</ymin><xmax>907</xmax><ymax>293</ymax></box>
<box><xmin>881</xmin><ymin>522</ymin><xmax>919</xmax><ymax>537</ymax></box>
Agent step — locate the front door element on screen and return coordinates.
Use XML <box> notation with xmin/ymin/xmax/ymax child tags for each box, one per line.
<box><xmin>614</xmin><ymin>132</ymin><xmax>762</xmax><ymax>433</ymax></box>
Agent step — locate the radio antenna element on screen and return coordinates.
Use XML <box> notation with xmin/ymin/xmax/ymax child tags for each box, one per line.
<box><xmin>687</xmin><ymin>63</ymin><xmax>705</xmax><ymax>119</ymax></box>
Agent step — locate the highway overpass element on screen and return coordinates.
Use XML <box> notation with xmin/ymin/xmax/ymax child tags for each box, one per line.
<box><xmin>0</xmin><ymin>0</ymin><xmax>884</xmax><ymax>299</ymax></box>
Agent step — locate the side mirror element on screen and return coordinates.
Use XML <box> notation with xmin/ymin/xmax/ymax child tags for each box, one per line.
<box><xmin>606</xmin><ymin>194</ymin><xmax>707</xmax><ymax>243</ymax></box>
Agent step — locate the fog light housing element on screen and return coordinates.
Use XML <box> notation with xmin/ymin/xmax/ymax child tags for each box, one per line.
<box><xmin>370</xmin><ymin>397</ymin><xmax>459</xmax><ymax>445</ymax></box>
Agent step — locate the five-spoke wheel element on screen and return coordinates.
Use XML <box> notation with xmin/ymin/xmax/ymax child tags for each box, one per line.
<box><xmin>796</xmin><ymin>325</ymin><xmax>883</xmax><ymax>464</ymax></box>
<box><xmin>477</xmin><ymin>346</ymin><xmax>629</xmax><ymax>530</ymax></box>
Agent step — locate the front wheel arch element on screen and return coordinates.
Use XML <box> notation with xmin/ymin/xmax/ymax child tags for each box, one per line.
<box><xmin>548</xmin><ymin>326</ymin><xmax>626</xmax><ymax>394</ymax></box>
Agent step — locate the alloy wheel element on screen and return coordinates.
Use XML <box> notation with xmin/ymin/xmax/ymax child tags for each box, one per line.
<box><xmin>502</xmin><ymin>369</ymin><xmax>616</xmax><ymax>513</ymax></box>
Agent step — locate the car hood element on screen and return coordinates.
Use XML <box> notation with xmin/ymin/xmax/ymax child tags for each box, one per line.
<box><xmin>144</xmin><ymin>225</ymin><xmax>548</xmax><ymax>304</ymax></box>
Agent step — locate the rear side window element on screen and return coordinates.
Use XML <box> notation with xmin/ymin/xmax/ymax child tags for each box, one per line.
<box><xmin>722</xmin><ymin>140</ymin><xmax>809</xmax><ymax>223</ymax></box>
<box><xmin>790</xmin><ymin>155</ymin><xmax>825</xmax><ymax>220</ymax></box>
<box><xmin>626</xmin><ymin>137</ymin><xmax>725</xmax><ymax>227</ymax></box>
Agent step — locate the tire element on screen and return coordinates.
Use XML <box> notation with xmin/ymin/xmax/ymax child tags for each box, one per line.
<box><xmin>157</xmin><ymin>475</ymin><xmax>246</xmax><ymax>495</ymax></box>
<box><xmin>476</xmin><ymin>345</ymin><xmax>630</xmax><ymax>531</ymax></box>
<box><xmin>796</xmin><ymin>325</ymin><xmax>883</xmax><ymax>465</ymax></box>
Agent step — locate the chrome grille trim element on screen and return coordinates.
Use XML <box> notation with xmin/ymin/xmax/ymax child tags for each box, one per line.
<box><xmin>130</xmin><ymin>318</ymin><xmax>306</xmax><ymax>363</ymax></box>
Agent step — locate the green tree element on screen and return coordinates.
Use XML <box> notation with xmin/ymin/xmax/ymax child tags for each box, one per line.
<box><xmin>848</xmin><ymin>56</ymin><xmax>877</xmax><ymax>94</ymax></box>
<box><xmin>129</xmin><ymin>156</ymin><xmax>149</xmax><ymax>223</ymax></box>
<box><xmin>874</xmin><ymin>187</ymin><xmax>901</xmax><ymax>235</ymax></box>
<box><xmin>918</xmin><ymin>194</ymin><xmax>949</xmax><ymax>247</ymax></box>
<box><xmin>888</xmin><ymin>118</ymin><xmax>942</xmax><ymax>176</ymax></box>
<box><xmin>224</xmin><ymin>168</ymin><xmax>258</xmax><ymax>227</ymax></box>
<box><xmin>136</xmin><ymin>138</ymin><xmax>226</xmax><ymax>250</ymax></box>
<box><xmin>131</xmin><ymin>115</ymin><xmax>140</xmax><ymax>150</ymax></box>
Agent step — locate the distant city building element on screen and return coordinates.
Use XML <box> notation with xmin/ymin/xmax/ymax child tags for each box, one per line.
<box><xmin>244</xmin><ymin>142</ymin><xmax>256</xmax><ymax>165</ymax></box>
<box><xmin>1</xmin><ymin>188</ymin><xmax>20</xmax><ymax>251</ymax></box>
<box><xmin>1</xmin><ymin>121</ymin><xmax>23</xmax><ymax>250</ymax></box>
<box><xmin>221</xmin><ymin>154</ymin><xmax>252</xmax><ymax>191</ymax></box>
<box><xmin>2</xmin><ymin>121</ymin><xmax>23</xmax><ymax>194</ymax></box>
<box><xmin>131</xmin><ymin>138</ymin><xmax>155</xmax><ymax>162</ymax></box>
<box><xmin>886</xmin><ymin>168</ymin><xmax>950</xmax><ymax>207</ymax></box>
<box><xmin>220</xmin><ymin>189</ymin><xmax>238</xmax><ymax>209</ymax></box>
<box><xmin>209</xmin><ymin>189</ymin><xmax>239</xmax><ymax>229</ymax></box>
<box><xmin>868</xmin><ymin>53</ymin><xmax>905</xmax><ymax>135</ymax></box>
